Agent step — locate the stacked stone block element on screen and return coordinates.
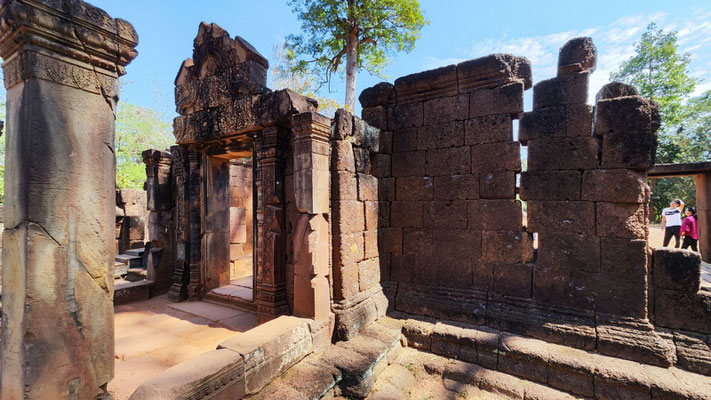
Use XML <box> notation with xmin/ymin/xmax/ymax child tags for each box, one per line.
<box><xmin>520</xmin><ymin>38</ymin><xmax>659</xmax><ymax>318</ymax></box>
<box><xmin>361</xmin><ymin>54</ymin><xmax>533</xmax><ymax>309</ymax></box>
<box><xmin>651</xmin><ymin>249</ymin><xmax>711</xmax><ymax>334</ymax></box>
<box><xmin>331</xmin><ymin>109</ymin><xmax>388</xmax><ymax>339</ymax></box>
<box><xmin>142</xmin><ymin>149</ymin><xmax>175</xmax><ymax>294</ymax></box>
<box><xmin>229</xmin><ymin>160</ymin><xmax>254</xmax><ymax>280</ymax></box>
<box><xmin>289</xmin><ymin>112</ymin><xmax>333</xmax><ymax>329</ymax></box>
<box><xmin>116</xmin><ymin>188</ymin><xmax>149</xmax><ymax>254</ymax></box>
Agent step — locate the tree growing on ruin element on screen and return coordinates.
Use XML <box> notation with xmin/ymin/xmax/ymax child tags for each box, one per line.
<box><xmin>285</xmin><ymin>0</ymin><xmax>428</xmax><ymax>111</ymax></box>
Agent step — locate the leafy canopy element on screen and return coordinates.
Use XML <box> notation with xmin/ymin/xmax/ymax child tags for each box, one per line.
<box><xmin>611</xmin><ymin>22</ymin><xmax>699</xmax><ymax>127</ymax></box>
<box><xmin>286</xmin><ymin>0</ymin><xmax>428</xmax><ymax>90</ymax></box>
<box><xmin>271</xmin><ymin>43</ymin><xmax>341</xmax><ymax>116</ymax></box>
<box><xmin>611</xmin><ymin>23</ymin><xmax>709</xmax><ymax>220</ymax></box>
<box><xmin>115</xmin><ymin>103</ymin><xmax>174</xmax><ymax>189</ymax></box>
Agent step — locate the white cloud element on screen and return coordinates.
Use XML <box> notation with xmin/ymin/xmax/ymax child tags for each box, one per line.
<box><xmin>453</xmin><ymin>10</ymin><xmax>711</xmax><ymax>104</ymax></box>
<box><xmin>423</xmin><ymin>56</ymin><xmax>467</xmax><ymax>69</ymax></box>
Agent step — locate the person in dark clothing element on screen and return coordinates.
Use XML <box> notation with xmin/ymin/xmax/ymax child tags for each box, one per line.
<box><xmin>680</xmin><ymin>206</ymin><xmax>699</xmax><ymax>252</ymax></box>
<box><xmin>661</xmin><ymin>199</ymin><xmax>683</xmax><ymax>248</ymax></box>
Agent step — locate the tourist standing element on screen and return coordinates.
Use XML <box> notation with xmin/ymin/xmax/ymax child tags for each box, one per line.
<box><xmin>661</xmin><ymin>199</ymin><xmax>683</xmax><ymax>248</ymax></box>
<box><xmin>680</xmin><ymin>206</ymin><xmax>699</xmax><ymax>251</ymax></box>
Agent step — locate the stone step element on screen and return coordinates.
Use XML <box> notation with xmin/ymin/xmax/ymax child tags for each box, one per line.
<box><xmin>125</xmin><ymin>267</ymin><xmax>147</xmax><ymax>282</ymax></box>
<box><xmin>115</xmin><ymin>254</ymin><xmax>142</xmax><ymax>269</ymax></box>
<box><xmin>251</xmin><ymin>318</ymin><xmax>403</xmax><ymax>399</ymax></box>
<box><xmin>114</xmin><ymin>261</ymin><xmax>128</xmax><ymax>278</ymax></box>
<box><xmin>400</xmin><ymin>317</ymin><xmax>711</xmax><ymax>399</ymax></box>
<box><xmin>125</xmin><ymin>247</ymin><xmax>145</xmax><ymax>257</ymax></box>
<box><xmin>114</xmin><ymin>279</ymin><xmax>153</xmax><ymax>306</ymax></box>
<box><xmin>204</xmin><ymin>291</ymin><xmax>257</xmax><ymax>312</ymax></box>
<box><xmin>366</xmin><ymin>345</ymin><xmax>578</xmax><ymax>400</ymax></box>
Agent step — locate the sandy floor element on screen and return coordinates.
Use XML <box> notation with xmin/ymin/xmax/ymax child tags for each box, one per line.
<box><xmin>109</xmin><ymin>295</ymin><xmax>257</xmax><ymax>400</ymax></box>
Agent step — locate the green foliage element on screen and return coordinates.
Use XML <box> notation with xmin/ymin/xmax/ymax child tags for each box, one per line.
<box><xmin>286</xmin><ymin>0</ymin><xmax>428</xmax><ymax>108</ymax></box>
<box><xmin>612</xmin><ymin>23</ymin><xmax>709</xmax><ymax>221</ymax></box>
<box><xmin>611</xmin><ymin>23</ymin><xmax>699</xmax><ymax>127</ymax></box>
<box><xmin>676</xmin><ymin>90</ymin><xmax>711</xmax><ymax>162</ymax></box>
<box><xmin>271</xmin><ymin>43</ymin><xmax>341</xmax><ymax>116</ymax></box>
<box><xmin>115</xmin><ymin>103</ymin><xmax>174</xmax><ymax>189</ymax></box>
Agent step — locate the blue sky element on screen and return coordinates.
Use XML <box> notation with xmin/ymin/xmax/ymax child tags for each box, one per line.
<box><xmin>92</xmin><ymin>0</ymin><xmax>711</xmax><ymax>117</ymax></box>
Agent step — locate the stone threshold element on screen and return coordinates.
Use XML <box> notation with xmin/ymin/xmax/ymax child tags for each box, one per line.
<box><xmin>129</xmin><ymin>315</ymin><xmax>327</xmax><ymax>399</ymax></box>
<box><xmin>399</xmin><ymin>315</ymin><xmax>711</xmax><ymax>399</ymax></box>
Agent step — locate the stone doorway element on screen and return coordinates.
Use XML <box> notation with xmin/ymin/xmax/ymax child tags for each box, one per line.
<box><xmin>203</xmin><ymin>150</ymin><xmax>258</xmax><ymax>309</ymax></box>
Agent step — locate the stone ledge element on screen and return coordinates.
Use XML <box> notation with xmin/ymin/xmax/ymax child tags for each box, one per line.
<box><xmin>218</xmin><ymin>316</ymin><xmax>314</xmax><ymax>394</ymax></box>
<box><xmin>251</xmin><ymin>317</ymin><xmax>403</xmax><ymax>399</ymax></box>
<box><xmin>129</xmin><ymin>348</ymin><xmax>246</xmax><ymax>400</ymax></box>
<box><xmin>114</xmin><ymin>280</ymin><xmax>153</xmax><ymax>306</ymax></box>
<box><xmin>130</xmin><ymin>315</ymin><xmax>318</xmax><ymax>399</ymax></box>
<box><xmin>399</xmin><ymin>317</ymin><xmax>711</xmax><ymax>399</ymax></box>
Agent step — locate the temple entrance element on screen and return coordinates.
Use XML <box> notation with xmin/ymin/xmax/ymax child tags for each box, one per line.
<box><xmin>202</xmin><ymin>149</ymin><xmax>258</xmax><ymax>309</ymax></box>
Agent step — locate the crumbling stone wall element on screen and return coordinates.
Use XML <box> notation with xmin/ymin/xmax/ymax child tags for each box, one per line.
<box><xmin>359</xmin><ymin>38</ymin><xmax>711</xmax><ymax>368</ymax></box>
<box><xmin>520</xmin><ymin>49</ymin><xmax>658</xmax><ymax>318</ymax></box>
<box><xmin>361</xmin><ymin>54</ymin><xmax>533</xmax><ymax>323</ymax></box>
<box><xmin>330</xmin><ymin>109</ymin><xmax>389</xmax><ymax>340</ymax></box>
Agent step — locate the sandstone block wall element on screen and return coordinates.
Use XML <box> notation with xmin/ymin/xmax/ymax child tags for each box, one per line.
<box><xmin>358</xmin><ymin>38</ymin><xmax>707</xmax><ymax>358</ymax></box>
<box><xmin>361</xmin><ymin>54</ymin><xmax>533</xmax><ymax>322</ymax></box>
<box><xmin>520</xmin><ymin>53</ymin><xmax>659</xmax><ymax>318</ymax></box>
<box><xmin>230</xmin><ymin>161</ymin><xmax>254</xmax><ymax>280</ymax></box>
<box><xmin>330</xmin><ymin>109</ymin><xmax>389</xmax><ymax>340</ymax></box>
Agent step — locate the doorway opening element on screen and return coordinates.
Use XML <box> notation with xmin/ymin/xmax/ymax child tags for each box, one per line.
<box><xmin>203</xmin><ymin>151</ymin><xmax>257</xmax><ymax>309</ymax></box>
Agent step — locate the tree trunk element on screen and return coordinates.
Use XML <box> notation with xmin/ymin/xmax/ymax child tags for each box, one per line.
<box><xmin>345</xmin><ymin>37</ymin><xmax>358</xmax><ymax>112</ymax></box>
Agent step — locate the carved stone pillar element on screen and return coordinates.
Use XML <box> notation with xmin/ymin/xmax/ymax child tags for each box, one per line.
<box><xmin>169</xmin><ymin>145</ymin><xmax>190</xmax><ymax>301</ymax></box>
<box><xmin>0</xmin><ymin>1</ymin><xmax>138</xmax><ymax>398</ymax></box>
<box><xmin>142</xmin><ymin>149</ymin><xmax>173</xmax><ymax>212</ymax></box>
<box><xmin>255</xmin><ymin>126</ymin><xmax>290</xmax><ymax>321</ymax></box>
<box><xmin>290</xmin><ymin>112</ymin><xmax>332</xmax><ymax>323</ymax></box>
<box><xmin>187</xmin><ymin>146</ymin><xmax>203</xmax><ymax>299</ymax></box>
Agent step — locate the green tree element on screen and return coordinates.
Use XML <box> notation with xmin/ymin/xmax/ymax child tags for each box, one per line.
<box><xmin>271</xmin><ymin>43</ymin><xmax>341</xmax><ymax>116</ymax></box>
<box><xmin>611</xmin><ymin>23</ymin><xmax>707</xmax><ymax>220</ymax></box>
<box><xmin>115</xmin><ymin>103</ymin><xmax>174</xmax><ymax>189</ymax></box>
<box><xmin>611</xmin><ymin>23</ymin><xmax>699</xmax><ymax>129</ymax></box>
<box><xmin>286</xmin><ymin>0</ymin><xmax>428</xmax><ymax>111</ymax></box>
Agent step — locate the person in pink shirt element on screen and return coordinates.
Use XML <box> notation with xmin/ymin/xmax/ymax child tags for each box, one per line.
<box><xmin>680</xmin><ymin>206</ymin><xmax>699</xmax><ymax>252</ymax></box>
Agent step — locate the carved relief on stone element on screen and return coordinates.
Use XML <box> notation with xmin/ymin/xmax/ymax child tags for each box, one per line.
<box><xmin>0</xmin><ymin>0</ymin><xmax>138</xmax><ymax>78</ymax></box>
<box><xmin>172</xmin><ymin>22</ymin><xmax>271</xmax><ymax>144</ymax></box>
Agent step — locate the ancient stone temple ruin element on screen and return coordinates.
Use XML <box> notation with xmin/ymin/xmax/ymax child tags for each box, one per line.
<box><xmin>1</xmin><ymin>1</ymin><xmax>710</xmax><ymax>399</ymax></box>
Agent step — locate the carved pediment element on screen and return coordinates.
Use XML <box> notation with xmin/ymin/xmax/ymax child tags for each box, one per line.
<box><xmin>174</xmin><ymin>22</ymin><xmax>269</xmax><ymax>110</ymax></box>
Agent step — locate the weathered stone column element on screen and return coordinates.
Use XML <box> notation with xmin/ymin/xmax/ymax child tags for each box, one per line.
<box><xmin>290</xmin><ymin>112</ymin><xmax>332</xmax><ymax>321</ymax></box>
<box><xmin>0</xmin><ymin>1</ymin><xmax>137</xmax><ymax>398</ymax></box>
<box><xmin>142</xmin><ymin>149</ymin><xmax>174</xmax><ymax>294</ymax></box>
